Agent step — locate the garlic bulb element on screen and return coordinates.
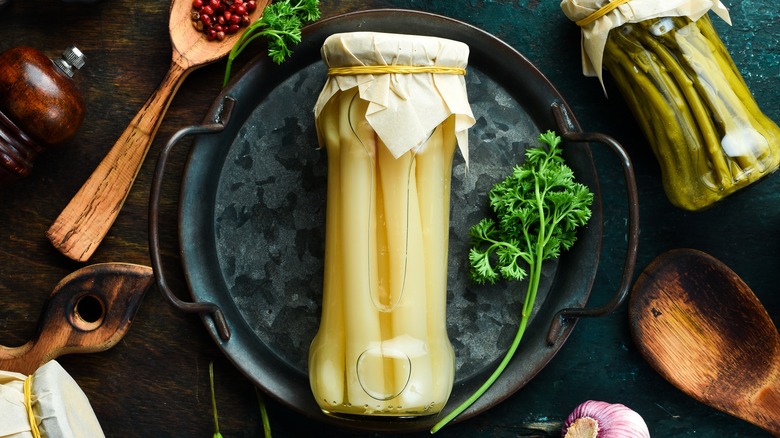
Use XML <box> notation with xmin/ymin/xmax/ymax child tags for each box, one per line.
<box><xmin>561</xmin><ymin>400</ymin><xmax>650</xmax><ymax>438</ymax></box>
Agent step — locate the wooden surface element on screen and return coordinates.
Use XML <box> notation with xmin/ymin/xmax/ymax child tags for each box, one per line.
<box><xmin>0</xmin><ymin>1</ymin><xmax>777</xmax><ymax>437</ymax></box>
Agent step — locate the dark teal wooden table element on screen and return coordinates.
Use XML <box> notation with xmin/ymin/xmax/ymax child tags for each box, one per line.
<box><xmin>0</xmin><ymin>0</ymin><xmax>777</xmax><ymax>437</ymax></box>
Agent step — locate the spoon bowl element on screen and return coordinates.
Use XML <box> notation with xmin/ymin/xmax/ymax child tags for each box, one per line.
<box><xmin>168</xmin><ymin>0</ymin><xmax>257</xmax><ymax>67</ymax></box>
<box><xmin>630</xmin><ymin>248</ymin><xmax>780</xmax><ymax>436</ymax></box>
<box><xmin>46</xmin><ymin>0</ymin><xmax>269</xmax><ymax>262</ymax></box>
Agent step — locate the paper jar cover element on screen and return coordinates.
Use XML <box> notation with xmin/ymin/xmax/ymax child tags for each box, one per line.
<box><xmin>560</xmin><ymin>0</ymin><xmax>731</xmax><ymax>85</ymax></box>
<box><xmin>314</xmin><ymin>31</ymin><xmax>476</xmax><ymax>164</ymax></box>
<box><xmin>0</xmin><ymin>361</ymin><xmax>104</xmax><ymax>438</ymax></box>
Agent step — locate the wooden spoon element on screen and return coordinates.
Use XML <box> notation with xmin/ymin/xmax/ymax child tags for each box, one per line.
<box><xmin>0</xmin><ymin>263</ymin><xmax>153</xmax><ymax>375</ymax></box>
<box><xmin>46</xmin><ymin>0</ymin><xmax>269</xmax><ymax>262</ymax></box>
<box><xmin>630</xmin><ymin>248</ymin><xmax>780</xmax><ymax>436</ymax></box>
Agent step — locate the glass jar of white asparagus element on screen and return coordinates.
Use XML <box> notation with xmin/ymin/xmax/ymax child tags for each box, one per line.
<box><xmin>309</xmin><ymin>32</ymin><xmax>475</xmax><ymax>418</ymax></box>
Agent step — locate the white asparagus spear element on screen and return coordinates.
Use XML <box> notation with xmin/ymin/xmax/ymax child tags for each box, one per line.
<box><xmin>377</xmin><ymin>134</ymin><xmax>434</xmax><ymax>412</ymax></box>
<box><xmin>340</xmin><ymin>90</ymin><xmax>388</xmax><ymax>409</ymax></box>
<box><xmin>415</xmin><ymin>116</ymin><xmax>457</xmax><ymax>405</ymax></box>
<box><xmin>372</xmin><ymin>132</ymin><xmax>398</xmax><ymax>404</ymax></box>
<box><xmin>308</xmin><ymin>92</ymin><xmax>346</xmax><ymax>408</ymax></box>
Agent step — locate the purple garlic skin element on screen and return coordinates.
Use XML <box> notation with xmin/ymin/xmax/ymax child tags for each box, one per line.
<box><xmin>562</xmin><ymin>400</ymin><xmax>650</xmax><ymax>438</ymax></box>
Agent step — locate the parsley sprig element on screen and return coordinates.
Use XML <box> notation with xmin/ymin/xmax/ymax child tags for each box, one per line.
<box><xmin>223</xmin><ymin>0</ymin><xmax>320</xmax><ymax>86</ymax></box>
<box><xmin>431</xmin><ymin>131</ymin><xmax>594</xmax><ymax>433</ymax></box>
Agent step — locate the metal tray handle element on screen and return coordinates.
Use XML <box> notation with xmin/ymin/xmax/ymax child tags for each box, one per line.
<box><xmin>148</xmin><ymin>96</ymin><xmax>237</xmax><ymax>341</ymax></box>
<box><xmin>546</xmin><ymin>101</ymin><xmax>640</xmax><ymax>345</ymax></box>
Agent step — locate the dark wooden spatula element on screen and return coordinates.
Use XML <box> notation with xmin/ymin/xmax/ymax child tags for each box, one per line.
<box><xmin>630</xmin><ymin>248</ymin><xmax>780</xmax><ymax>436</ymax></box>
<box><xmin>0</xmin><ymin>263</ymin><xmax>153</xmax><ymax>375</ymax></box>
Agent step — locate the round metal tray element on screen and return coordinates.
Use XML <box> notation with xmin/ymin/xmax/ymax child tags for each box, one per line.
<box><xmin>149</xmin><ymin>9</ymin><xmax>639</xmax><ymax>433</ymax></box>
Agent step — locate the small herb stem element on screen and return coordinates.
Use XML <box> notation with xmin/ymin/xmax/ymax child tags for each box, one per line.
<box><xmin>523</xmin><ymin>252</ymin><xmax>543</xmax><ymax>318</ymax></box>
<box><xmin>209</xmin><ymin>361</ymin><xmax>223</xmax><ymax>438</ymax></box>
<box><xmin>256</xmin><ymin>387</ymin><xmax>273</xmax><ymax>437</ymax></box>
<box><xmin>430</xmin><ymin>266</ymin><xmax>538</xmax><ymax>434</ymax></box>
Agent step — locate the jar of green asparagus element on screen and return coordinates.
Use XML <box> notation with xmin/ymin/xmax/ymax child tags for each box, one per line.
<box><xmin>309</xmin><ymin>32</ymin><xmax>475</xmax><ymax>418</ymax></box>
<box><xmin>561</xmin><ymin>0</ymin><xmax>780</xmax><ymax>211</ymax></box>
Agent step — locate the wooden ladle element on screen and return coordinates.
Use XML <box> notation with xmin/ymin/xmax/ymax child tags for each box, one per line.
<box><xmin>630</xmin><ymin>248</ymin><xmax>780</xmax><ymax>436</ymax></box>
<box><xmin>46</xmin><ymin>0</ymin><xmax>269</xmax><ymax>262</ymax></box>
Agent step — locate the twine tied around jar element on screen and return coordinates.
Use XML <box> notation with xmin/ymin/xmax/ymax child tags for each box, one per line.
<box><xmin>327</xmin><ymin>65</ymin><xmax>467</xmax><ymax>76</ymax></box>
<box><xmin>574</xmin><ymin>0</ymin><xmax>631</xmax><ymax>27</ymax></box>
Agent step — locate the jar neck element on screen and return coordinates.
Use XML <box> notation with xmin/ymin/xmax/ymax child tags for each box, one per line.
<box><xmin>0</xmin><ymin>109</ymin><xmax>44</xmax><ymax>183</ymax></box>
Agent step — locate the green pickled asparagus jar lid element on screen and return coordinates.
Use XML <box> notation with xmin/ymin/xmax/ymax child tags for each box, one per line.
<box><xmin>560</xmin><ymin>0</ymin><xmax>731</xmax><ymax>85</ymax></box>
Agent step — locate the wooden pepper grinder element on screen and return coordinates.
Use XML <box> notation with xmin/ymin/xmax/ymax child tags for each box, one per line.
<box><xmin>0</xmin><ymin>46</ymin><xmax>86</xmax><ymax>185</ymax></box>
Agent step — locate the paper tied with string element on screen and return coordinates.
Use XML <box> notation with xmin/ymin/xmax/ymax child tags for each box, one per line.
<box><xmin>314</xmin><ymin>31</ymin><xmax>476</xmax><ymax>165</ymax></box>
<box><xmin>0</xmin><ymin>361</ymin><xmax>104</xmax><ymax>438</ymax></box>
<box><xmin>560</xmin><ymin>0</ymin><xmax>731</xmax><ymax>86</ymax></box>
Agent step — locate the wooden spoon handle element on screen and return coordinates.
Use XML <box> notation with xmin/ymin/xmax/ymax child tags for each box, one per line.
<box><xmin>0</xmin><ymin>263</ymin><xmax>153</xmax><ymax>375</ymax></box>
<box><xmin>46</xmin><ymin>60</ymin><xmax>190</xmax><ymax>262</ymax></box>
